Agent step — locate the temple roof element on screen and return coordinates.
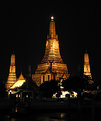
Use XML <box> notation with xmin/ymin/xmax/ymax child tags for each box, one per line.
<box><xmin>10</xmin><ymin>73</ymin><xmax>26</xmax><ymax>89</ymax></box>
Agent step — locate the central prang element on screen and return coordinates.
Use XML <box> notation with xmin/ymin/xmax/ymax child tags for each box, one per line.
<box><xmin>32</xmin><ymin>17</ymin><xmax>69</xmax><ymax>86</ymax></box>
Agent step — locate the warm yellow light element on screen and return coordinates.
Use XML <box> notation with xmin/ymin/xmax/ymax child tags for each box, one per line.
<box><xmin>83</xmin><ymin>53</ymin><xmax>92</xmax><ymax>79</ymax></box>
<box><xmin>60</xmin><ymin>113</ymin><xmax>65</xmax><ymax>118</ymax></box>
<box><xmin>72</xmin><ymin>91</ymin><xmax>78</xmax><ymax>98</ymax></box>
<box><xmin>10</xmin><ymin>73</ymin><xmax>26</xmax><ymax>89</ymax></box>
<box><xmin>16</xmin><ymin>94</ymin><xmax>18</xmax><ymax>98</ymax></box>
<box><xmin>11</xmin><ymin>80</ymin><xmax>25</xmax><ymax>89</ymax></box>
<box><xmin>32</xmin><ymin>16</ymin><xmax>69</xmax><ymax>86</ymax></box>
<box><xmin>15</xmin><ymin>107</ymin><xmax>18</xmax><ymax>112</ymax></box>
<box><xmin>60</xmin><ymin>91</ymin><xmax>70</xmax><ymax>98</ymax></box>
<box><xmin>9</xmin><ymin>90</ymin><xmax>12</xmax><ymax>94</ymax></box>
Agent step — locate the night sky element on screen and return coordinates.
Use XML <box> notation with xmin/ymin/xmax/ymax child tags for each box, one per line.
<box><xmin>0</xmin><ymin>2</ymin><xmax>101</xmax><ymax>82</ymax></box>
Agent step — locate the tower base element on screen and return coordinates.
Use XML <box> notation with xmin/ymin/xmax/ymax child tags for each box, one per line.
<box><xmin>32</xmin><ymin>62</ymin><xmax>69</xmax><ymax>86</ymax></box>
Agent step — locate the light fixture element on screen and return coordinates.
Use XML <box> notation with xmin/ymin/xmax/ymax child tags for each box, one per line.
<box><xmin>51</xmin><ymin>16</ymin><xmax>54</xmax><ymax>21</ymax></box>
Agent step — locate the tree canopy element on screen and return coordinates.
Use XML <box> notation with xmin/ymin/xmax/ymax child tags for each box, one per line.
<box><xmin>62</xmin><ymin>76</ymin><xmax>88</xmax><ymax>91</ymax></box>
<box><xmin>39</xmin><ymin>80</ymin><xmax>60</xmax><ymax>98</ymax></box>
<box><xmin>0</xmin><ymin>81</ymin><xmax>6</xmax><ymax>98</ymax></box>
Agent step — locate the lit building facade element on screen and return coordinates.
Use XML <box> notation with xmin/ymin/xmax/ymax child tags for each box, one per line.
<box><xmin>10</xmin><ymin>73</ymin><xmax>26</xmax><ymax>90</ymax></box>
<box><xmin>83</xmin><ymin>52</ymin><xmax>92</xmax><ymax>79</ymax></box>
<box><xmin>83</xmin><ymin>52</ymin><xmax>94</xmax><ymax>84</ymax></box>
<box><xmin>6</xmin><ymin>53</ymin><xmax>17</xmax><ymax>90</ymax></box>
<box><xmin>32</xmin><ymin>17</ymin><xmax>69</xmax><ymax>86</ymax></box>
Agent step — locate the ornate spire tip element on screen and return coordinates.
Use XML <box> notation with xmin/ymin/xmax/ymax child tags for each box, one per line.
<box><xmin>51</xmin><ymin>16</ymin><xmax>54</xmax><ymax>21</ymax></box>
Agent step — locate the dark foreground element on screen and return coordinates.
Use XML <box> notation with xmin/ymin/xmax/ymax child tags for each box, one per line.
<box><xmin>0</xmin><ymin>99</ymin><xmax>101</xmax><ymax>121</ymax></box>
<box><xmin>1</xmin><ymin>108</ymin><xmax>101</xmax><ymax>121</ymax></box>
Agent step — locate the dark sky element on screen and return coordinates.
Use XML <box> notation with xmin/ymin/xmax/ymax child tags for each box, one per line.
<box><xmin>0</xmin><ymin>2</ymin><xmax>101</xmax><ymax>81</ymax></box>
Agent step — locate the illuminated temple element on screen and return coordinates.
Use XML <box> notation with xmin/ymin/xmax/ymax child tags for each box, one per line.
<box><xmin>83</xmin><ymin>52</ymin><xmax>94</xmax><ymax>84</ymax></box>
<box><xmin>32</xmin><ymin>16</ymin><xmax>69</xmax><ymax>86</ymax></box>
<box><xmin>10</xmin><ymin>73</ymin><xmax>26</xmax><ymax>90</ymax></box>
<box><xmin>6</xmin><ymin>54</ymin><xmax>26</xmax><ymax>93</ymax></box>
<box><xmin>6</xmin><ymin>53</ymin><xmax>17</xmax><ymax>90</ymax></box>
<box><xmin>83</xmin><ymin>52</ymin><xmax>92</xmax><ymax>79</ymax></box>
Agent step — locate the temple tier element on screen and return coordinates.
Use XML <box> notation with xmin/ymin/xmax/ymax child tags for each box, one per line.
<box><xmin>6</xmin><ymin>54</ymin><xmax>17</xmax><ymax>90</ymax></box>
<box><xmin>32</xmin><ymin>17</ymin><xmax>69</xmax><ymax>86</ymax></box>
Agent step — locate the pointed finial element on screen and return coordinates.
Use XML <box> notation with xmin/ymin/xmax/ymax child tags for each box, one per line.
<box><xmin>51</xmin><ymin>16</ymin><xmax>54</xmax><ymax>21</ymax></box>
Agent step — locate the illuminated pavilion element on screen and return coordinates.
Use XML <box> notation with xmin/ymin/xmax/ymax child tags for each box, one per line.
<box><xmin>32</xmin><ymin>16</ymin><xmax>69</xmax><ymax>86</ymax></box>
<box><xmin>10</xmin><ymin>73</ymin><xmax>26</xmax><ymax>90</ymax></box>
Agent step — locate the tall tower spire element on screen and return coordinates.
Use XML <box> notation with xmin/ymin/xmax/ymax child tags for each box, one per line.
<box><xmin>32</xmin><ymin>17</ymin><xmax>69</xmax><ymax>86</ymax></box>
<box><xmin>83</xmin><ymin>52</ymin><xmax>92</xmax><ymax>79</ymax></box>
<box><xmin>41</xmin><ymin>16</ymin><xmax>62</xmax><ymax>63</ymax></box>
<box><xmin>49</xmin><ymin>16</ymin><xmax>56</xmax><ymax>39</ymax></box>
<box><xmin>47</xmin><ymin>16</ymin><xmax>58</xmax><ymax>40</ymax></box>
<box><xmin>6</xmin><ymin>53</ymin><xmax>17</xmax><ymax>90</ymax></box>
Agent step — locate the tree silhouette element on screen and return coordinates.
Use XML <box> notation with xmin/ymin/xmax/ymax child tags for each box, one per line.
<box><xmin>39</xmin><ymin>80</ymin><xmax>60</xmax><ymax>98</ymax></box>
<box><xmin>62</xmin><ymin>76</ymin><xmax>87</xmax><ymax>91</ymax></box>
<box><xmin>0</xmin><ymin>81</ymin><xmax>6</xmax><ymax>98</ymax></box>
<box><xmin>19</xmin><ymin>77</ymin><xmax>39</xmax><ymax>99</ymax></box>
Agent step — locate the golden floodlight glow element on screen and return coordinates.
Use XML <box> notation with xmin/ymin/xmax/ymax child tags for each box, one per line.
<box><xmin>72</xmin><ymin>91</ymin><xmax>78</xmax><ymax>98</ymax></box>
<box><xmin>11</xmin><ymin>73</ymin><xmax>26</xmax><ymax>89</ymax></box>
<box><xmin>6</xmin><ymin>53</ymin><xmax>17</xmax><ymax>90</ymax></box>
<box><xmin>32</xmin><ymin>17</ymin><xmax>69</xmax><ymax>86</ymax></box>
<box><xmin>60</xmin><ymin>91</ymin><xmax>70</xmax><ymax>98</ymax></box>
<box><xmin>84</xmin><ymin>52</ymin><xmax>92</xmax><ymax>79</ymax></box>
